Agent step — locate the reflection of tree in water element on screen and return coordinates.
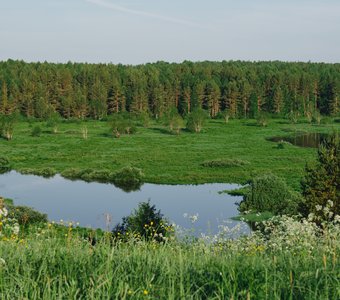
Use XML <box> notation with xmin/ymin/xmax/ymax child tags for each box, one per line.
<box><xmin>269</xmin><ymin>133</ymin><xmax>329</xmax><ymax>148</ymax></box>
<box><xmin>113</xmin><ymin>181</ymin><xmax>143</xmax><ymax>193</ymax></box>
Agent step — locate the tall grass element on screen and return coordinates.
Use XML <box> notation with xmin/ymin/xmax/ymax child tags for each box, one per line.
<box><xmin>0</xmin><ymin>218</ymin><xmax>339</xmax><ymax>299</ymax></box>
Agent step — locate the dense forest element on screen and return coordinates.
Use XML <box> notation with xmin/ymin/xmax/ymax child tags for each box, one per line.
<box><xmin>0</xmin><ymin>60</ymin><xmax>339</xmax><ymax>119</ymax></box>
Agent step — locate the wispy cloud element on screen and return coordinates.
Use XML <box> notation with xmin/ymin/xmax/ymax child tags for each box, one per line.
<box><xmin>85</xmin><ymin>0</ymin><xmax>208</xmax><ymax>29</ymax></box>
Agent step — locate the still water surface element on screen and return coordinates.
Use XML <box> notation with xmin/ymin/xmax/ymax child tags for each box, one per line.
<box><xmin>269</xmin><ymin>132</ymin><xmax>328</xmax><ymax>148</ymax></box>
<box><xmin>0</xmin><ymin>171</ymin><xmax>248</xmax><ymax>235</ymax></box>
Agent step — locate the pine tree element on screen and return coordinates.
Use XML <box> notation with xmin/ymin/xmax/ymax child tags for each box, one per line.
<box><xmin>300</xmin><ymin>133</ymin><xmax>340</xmax><ymax>221</ymax></box>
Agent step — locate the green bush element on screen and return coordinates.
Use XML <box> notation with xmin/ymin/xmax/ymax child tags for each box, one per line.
<box><xmin>202</xmin><ymin>159</ymin><xmax>249</xmax><ymax>168</ymax></box>
<box><xmin>112</xmin><ymin>166</ymin><xmax>144</xmax><ymax>192</ymax></box>
<box><xmin>19</xmin><ymin>168</ymin><xmax>56</xmax><ymax>178</ymax></box>
<box><xmin>31</xmin><ymin>125</ymin><xmax>42</xmax><ymax>137</ymax></box>
<box><xmin>7</xmin><ymin>205</ymin><xmax>48</xmax><ymax>225</ymax></box>
<box><xmin>0</xmin><ymin>156</ymin><xmax>10</xmax><ymax>172</ymax></box>
<box><xmin>239</xmin><ymin>174</ymin><xmax>300</xmax><ymax>215</ymax></box>
<box><xmin>256</xmin><ymin>113</ymin><xmax>269</xmax><ymax>127</ymax></box>
<box><xmin>276</xmin><ymin>140</ymin><xmax>291</xmax><ymax>149</ymax></box>
<box><xmin>112</xmin><ymin>201</ymin><xmax>173</xmax><ymax>242</ymax></box>
<box><xmin>81</xmin><ymin>170</ymin><xmax>113</xmax><ymax>182</ymax></box>
<box><xmin>186</xmin><ymin>109</ymin><xmax>208</xmax><ymax>133</ymax></box>
<box><xmin>300</xmin><ymin>133</ymin><xmax>340</xmax><ymax>221</ymax></box>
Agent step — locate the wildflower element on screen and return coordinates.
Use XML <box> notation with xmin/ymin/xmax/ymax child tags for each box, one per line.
<box><xmin>143</xmin><ymin>290</ymin><xmax>148</xmax><ymax>295</ymax></box>
<box><xmin>128</xmin><ymin>290</ymin><xmax>133</xmax><ymax>295</ymax></box>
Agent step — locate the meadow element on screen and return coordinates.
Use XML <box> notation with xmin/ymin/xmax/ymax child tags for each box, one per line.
<box><xmin>1</xmin><ymin>117</ymin><xmax>340</xmax><ymax>300</ymax></box>
<box><xmin>0</xmin><ymin>213</ymin><xmax>339</xmax><ymax>299</ymax></box>
<box><xmin>1</xmin><ymin>117</ymin><xmax>339</xmax><ymax>190</ymax></box>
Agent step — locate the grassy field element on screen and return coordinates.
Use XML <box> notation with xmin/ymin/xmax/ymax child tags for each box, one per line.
<box><xmin>1</xmin><ymin>118</ymin><xmax>339</xmax><ymax>189</ymax></box>
<box><xmin>0</xmin><ymin>218</ymin><xmax>339</xmax><ymax>300</ymax></box>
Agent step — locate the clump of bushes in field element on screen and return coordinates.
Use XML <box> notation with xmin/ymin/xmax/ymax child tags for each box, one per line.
<box><xmin>0</xmin><ymin>156</ymin><xmax>10</xmax><ymax>173</ymax></box>
<box><xmin>109</xmin><ymin>113</ymin><xmax>137</xmax><ymax>138</ymax></box>
<box><xmin>7</xmin><ymin>204</ymin><xmax>47</xmax><ymax>226</ymax></box>
<box><xmin>238</xmin><ymin>173</ymin><xmax>300</xmax><ymax>216</ymax></box>
<box><xmin>111</xmin><ymin>166</ymin><xmax>144</xmax><ymax>191</ymax></box>
<box><xmin>186</xmin><ymin>109</ymin><xmax>208</xmax><ymax>133</ymax></box>
<box><xmin>61</xmin><ymin>166</ymin><xmax>144</xmax><ymax>191</ymax></box>
<box><xmin>31</xmin><ymin>125</ymin><xmax>42</xmax><ymax>137</ymax></box>
<box><xmin>162</xmin><ymin>108</ymin><xmax>184</xmax><ymax>134</ymax></box>
<box><xmin>18</xmin><ymin>167</ymin><xmax>57</xmax><ymax>178</ymax></box>
<box><xmin>0</xmin><ymin>113</ymin><xmax>16</xmax><ymax>140</ymax></box>
<box><xmin>256</xmin><ymin>112</ymin><xmax>269</xmax><ymax>127</ymax></box>
<box><xmin>201</xmin><ymin>158</ymin><xmax>249</xmax><ymax>168</ymax></box>
<box><xmin>276</xmin><ymin>140</ymin><xmax>292</xmax><ymax>149</ymax></box>
<box><xmin>112</xmin><ymin>201</ymin><xmax>173</xmax><ymax>242</ymax></box>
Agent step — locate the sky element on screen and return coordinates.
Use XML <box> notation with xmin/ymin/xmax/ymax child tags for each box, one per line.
<box><xmin>0</xmin><ymin>0</ymin><xmax>339</xmax><ymax>64</ymax></box>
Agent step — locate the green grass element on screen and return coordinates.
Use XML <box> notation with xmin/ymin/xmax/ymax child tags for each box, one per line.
<box><xmin>1</xmin><ymin>118</ymin><xmax>339</xmax><ymax>189</ymax></box>
<box><xmin>0</xmin><ymin>224</ymin><xmax>339</xmax><ymax>300</ymax></box>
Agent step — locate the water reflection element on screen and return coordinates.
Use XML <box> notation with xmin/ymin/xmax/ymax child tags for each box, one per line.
<box><xmin>269</xmin><ymin>132</ymin><xmax>328</xmax><ymax>148</ymax></box>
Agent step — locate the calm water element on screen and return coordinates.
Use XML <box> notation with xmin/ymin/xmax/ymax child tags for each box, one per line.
<box><xmin>269</xmin><ymin>132</ymin><xmax>328</xmax><ymax>148</ymax></box>
<box><xmin>0</xmin><ymin>171</ymin><xmax>248</xmax><ymax>235</ymax></box>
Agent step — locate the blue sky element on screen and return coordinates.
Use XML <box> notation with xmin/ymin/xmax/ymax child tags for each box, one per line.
<box><xmin>0</xmin><ymin>0</ymin><xmax>339</xmax><ymax>64</ymax></box>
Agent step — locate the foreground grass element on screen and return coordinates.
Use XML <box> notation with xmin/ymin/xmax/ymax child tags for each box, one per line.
<box><xmin>0</xmin><ymin>118</ymin><xmax>339</xmax><ymax>189</ymax></box>
<box><xmin>0</xmin><ymin>228</ymin><xmax>339</xmax><ymax>299</ymax></box>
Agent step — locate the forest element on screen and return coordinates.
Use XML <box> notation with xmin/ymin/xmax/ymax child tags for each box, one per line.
<box><xmin>0</xmin><ymin>60</ymin><xmax>339</xmax><ymax>120</ymax></box>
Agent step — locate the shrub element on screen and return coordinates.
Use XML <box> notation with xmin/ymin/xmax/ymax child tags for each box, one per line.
<box><xmin>0</xmin><ymin>113</ymin><xmax>16</xmax><ymax>140</ymax></box>
<box><xmin>256</xmin><ymin>113</ymin><xmax>269</xmax><ymax>127</ymax></box>
<box><xmin>31</xmin><ymin>125</ymin><xmax>42</xmax><ymax>137</ymax></box>
<box><xmin>201</xmin><ymin>159</ymin><xmax>249</xmax><ymax>168</ymax></box>
<box><xmin>109</xmin><ymin>114</ymin><xmax>136</xmax><ymax>138</ymax></box>
<box><xmin>19</xmin><ymin>168</ymin><xmax>56</xmax><ymax>178</ymax></box>
<box><xmin>239</xmin><ymin>174</ymin><xmax>300</xmax><ymax>215</ymax></box>
<box><xmin>0</xmin><ymin>156</ymin><xmax>10</xmax><ymax>172</ymax></box>
<box><xmin>186</xmin><ymin>109</ymin><xmax>208</xmax><ymax>133</ymax></box>
<box><xmin>112</xmin><ymin>166</ymin><xmax>144</xmax><ymax>192</ymax></box>
<box><xmin>276</xmin><ymin>140</ymin><xmax>291</xmax><ymax>149</ymax></box>
<box><xmin>163</xmin><ymin>108</ymin><xmax>184</xmax><ymax>134</ymax></box>
<box><xmin>7</xmin><ymin>205</ymin><xmax>47</xmax><ymax>225</ymax></box>
<box><xmin>81</xmin><ymin>170</ymin><xmax>112</xmax><ymax>182</ymax></box>
<box><xmin>112</xmin><ymin>201</ymin><xmax>173</xmax><ymax>242</ymax></box>
<box><xmin>46</xmin><ymin>112</ymin><xmax>60</xmax><ymax>133</ymax></box>
<box><xmin>300</xmin><ymin>133</ymin><xmax>339</xmax><ymax>221</ymax></box>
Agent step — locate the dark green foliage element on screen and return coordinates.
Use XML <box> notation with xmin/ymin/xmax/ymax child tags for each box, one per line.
<box><xmin>61</xmin><ymin>167</ymin><xmax>144</xmax><ymax>191</ymax></box>
<box><xmin>7</xmin><ymin>205</ymin><xmax>48</xmax><ymax>225</ymax></box>
<box><xmin>256</xmin><ymin>113</ymin><xmax>269</xmax><ymax>127</ymax></box>
<box><xmin>163</xmin><ymin>108</ymin><xmax>184</xmax><ymax>134</ymax></box>
<box><xmin>186</xmin><ymin>109</ymin><xmax>207</xmax><ymax>133</ymax></box>
<box><xmin>0</xmin><ymin>156</ymin><xmax>10</xmax><ymax>172</ymax></box>
<box><xmin>0</xmin><ymin>60</ymin><xmax>339</xmax><ymax>120</ymax></box>
<box><xmin>19</xmin><ymin>167</ymin><xmax>56</xmax><ymax>178</ymax></box>
<box><xmin>112</xmin><ymin>201</ymin><xmax>172</xmax><ymax>241</ymax></box>
<box><xmin>31</xmin><ymin>125</ymin><xmax>42</xmax><ymax>137</ymax></box>
<box><xmin>109</xmin><ymin>114</ymin><xmax>136</xmax><ymax>138</ymax></box>
<box><xmin>46</xmin><ymin>112</ymin><xmax>61</xmax><ymax>133</ymax></box>
<box><xmin>0</xmin><ymin>113</ymin><xmax>16</xmax><ymax>140</ymax></box>
<box><xmin>61</xmin><ymin>168</ymin><xmax>111</xmax><ymax>182</ymax></box>
<box><xmin>202</xmin><ymin>159</ymin><xmax>249</xmax><ymax>168</ymax></box>
<box><xmin>239</xmin><ymin>174</ymin><xmax>300</xmax><ymax>215</ymax></box>
<box><xmin>219</xmin><ymin>186</ymin><xmax>250</xmax><ymax>196</ymax></box>
<box><xmin>300</xmin><ymin>133</ymin><xmax>340</xmax><ymax>220</ymax></box>
<box><xmin>111</xmin><ymin>166</ymin><xmax>144</xmax><ymax>192</ymax></box>
<box><xmin>276</xmin><ymin>140</ymin><xmax>292</xmax><ymax>149</ymax></box>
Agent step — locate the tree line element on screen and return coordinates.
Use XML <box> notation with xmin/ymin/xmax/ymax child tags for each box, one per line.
<box><xmin>0</xmin><ymin>59</ymin><xmax>339</xmax><ymax>119</ymax></box>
